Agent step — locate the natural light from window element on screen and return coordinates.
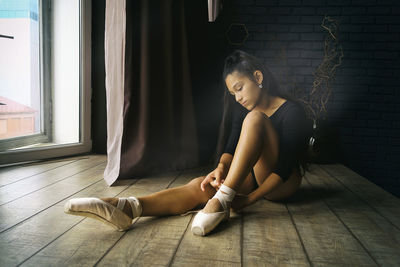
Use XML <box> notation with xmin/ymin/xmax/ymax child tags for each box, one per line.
<box><xmin>0</xmin><ymin>0</ymin><xmax>40</xmax><ymax>140</ymax></box>
<box><xmin>0</xmin><ymin>0</ymin><xmax>80</xmax><ymax>151</ymax></box>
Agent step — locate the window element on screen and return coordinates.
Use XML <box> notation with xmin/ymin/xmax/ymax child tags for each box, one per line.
<box><xmin>0</xmin><ymin>0</ymin><xmax>43</xmax><ymax>148</ymax></box>
<box><xmin>0</xmin><ymin>0</ymin><xmax>92</xmax><ymax>165</ymax></box>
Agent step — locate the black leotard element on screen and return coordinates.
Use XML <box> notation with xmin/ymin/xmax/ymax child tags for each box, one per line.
<box><xmin>224</xmin><ymin>99</ymin><xmax>312</xmax><ymax>183</ymax></box>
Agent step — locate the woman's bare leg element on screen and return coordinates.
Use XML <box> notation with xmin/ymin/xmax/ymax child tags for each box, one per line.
<box><xmin>138</xmin><ymin>177</ymin><xmax>215</xmax><ymax>216</ymax></box>
<box><xmin>101</xmin><ymin>171</ymin><xmax>258</xmax><ymax>218</ymax></box>
<box><xmin>204</xmin><ymin>110</ymin><xmax>279</xmax><ymax>213</ymax></box>
<box><xmin>225</xmin><ymin>110</ymin><xmax>278</xmax><ymax>190</ymax></box>
<box><xmin>101</xmin><ymin>177</ymin><xmax>216</xmax><ymax>218</ymax></box>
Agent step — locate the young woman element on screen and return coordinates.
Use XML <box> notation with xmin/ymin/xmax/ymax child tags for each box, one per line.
<box><xmin>64</xmin><ymin>50</ymin><xmax>312</xmax><ymax>236</ymax></box>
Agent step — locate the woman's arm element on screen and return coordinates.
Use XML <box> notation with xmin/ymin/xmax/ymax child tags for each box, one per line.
<box><xmin>248</xmin><ymin>173</ymin><xmax>283</xmax><ymax>203</ymax></box>
<box><xmin>232</xmin><ymin>173</ymin><xmax>284</xmax><ymax>210</ymax></box>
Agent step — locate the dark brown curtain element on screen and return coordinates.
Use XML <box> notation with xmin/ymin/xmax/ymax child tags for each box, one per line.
<box><xmin>104</xmin><ymin>0</ymin><xmax>199</xmax><ymax>184</ymax></box>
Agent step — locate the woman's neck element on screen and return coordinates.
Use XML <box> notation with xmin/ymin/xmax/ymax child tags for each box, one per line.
<box><xmin>254</xmin><ymin>93</ymin><xmax>286</xmax><ymax>116</ymax></box>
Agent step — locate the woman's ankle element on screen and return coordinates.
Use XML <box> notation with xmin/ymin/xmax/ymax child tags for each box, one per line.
<box><xmin>100</xmin><ymin>197</ymin><xmax>134</xmax><ymax>218</ymax></box>
<box><xmin>123</xmin><ymin>201</ymin><xmax>133</xmax><ymax>218</ymax></box>
<box><xmin>203</xmin><ymin>198</ymin><xmax>224</xmax><ymax>213</ymax></box>
<box><xmin>100</xmin><ymin>197</ymin><xmax>118</xmax><ymax>206</ymax></box>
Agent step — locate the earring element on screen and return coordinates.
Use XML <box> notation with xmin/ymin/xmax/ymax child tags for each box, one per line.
<box><xmin>258</xmin><ymin>83</ymin><xmax>263</xmax><ymax>88</ymax></box>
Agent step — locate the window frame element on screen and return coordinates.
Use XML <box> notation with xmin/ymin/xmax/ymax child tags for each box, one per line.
<box><xmin>0</xmin><ymin>0</ymin><xmax>92</xmax><ymax>165</ymax></box>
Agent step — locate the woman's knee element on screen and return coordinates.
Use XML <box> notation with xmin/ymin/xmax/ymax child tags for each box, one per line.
<box><xmin>188</xmin><ymin>177</ymin><xmax>208</xmax><ymax>191</ymax></box>
<box><xmin>243</xmin><ymin>110</ymin><xmax>270</xmax><ymax>130</ymax></box>
<box><xmin>243</xmin><ymin>110</ymin><xmax>278</xmax><ymax>149</ymax></box>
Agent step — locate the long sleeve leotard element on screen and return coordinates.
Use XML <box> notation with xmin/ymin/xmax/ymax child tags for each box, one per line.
<box><xmin>224</xmin><ymin>99</ymin><xmax>312</xmax><ymax>183</ymax></box>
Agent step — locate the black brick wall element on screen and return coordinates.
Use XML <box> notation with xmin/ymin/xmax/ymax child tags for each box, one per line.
<box><xmin>225</xmin><ymin>0</ymin><xmax>400</xmax><ymax>197</ymax></box>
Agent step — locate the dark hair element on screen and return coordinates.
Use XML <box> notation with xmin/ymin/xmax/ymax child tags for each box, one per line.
<box><xmin>215</xmin><ymin>50</ymin><xmax>310</xmax><ymax>177</ymax></box>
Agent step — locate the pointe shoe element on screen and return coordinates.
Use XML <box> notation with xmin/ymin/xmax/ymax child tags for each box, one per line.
<box><xmin>64</xmin><ymin>197</ymin><xmax>142</xmax><ymax>231</ymax></box>
<box><xmin>191</xmin><ymin>200</ymin><xmax>229</xmax><ymax>236</ymax></box>
<box><xmin>191</xmin><ymin>185</ymin><xmax>235</xmax><ymax>236</ymax></box>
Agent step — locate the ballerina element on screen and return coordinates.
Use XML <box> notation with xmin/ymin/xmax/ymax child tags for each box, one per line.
<box><xmin>64</xmin><ymin>50</ymin><xmax>312</xmax><ymax>236</ymax></box>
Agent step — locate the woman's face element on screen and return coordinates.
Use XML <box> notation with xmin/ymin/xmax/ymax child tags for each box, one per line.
<box><xmin>225</xmin><ymin>70</ymin><xmax>263</xmax><ymax>110</ymax></box>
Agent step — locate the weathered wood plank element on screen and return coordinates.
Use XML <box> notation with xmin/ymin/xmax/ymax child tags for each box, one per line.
<box><xmin>0</xmin><ymin>156</ymin><xmax>85</xmax><ymax>187</ymax></box>
<box><xmin>20</xmin><ymin>171</ymin><xmax>193</xmax><ymax>267</ymax></box>
<box><xmin>307</xmin><ymin>165</ymin><xmax>400</xmax><ymax>266</ymax></box>
<box><xmin>242</xmin><ymin>199</ymin><xmax>310</xmax><ymax>266</ymax></box>
<box><xmin>0</xmin><ymin>162</ymin><xmax>107</xmax><ymax>233</ymax></box>
<box><xmin>96</xmin><ymin>169</ymin><xmax>207</xmax><ymax>267</ymax></box>
<box><xmin>5</xmin><ymin>158</ymin><xmax>398</xmax><ymax>267</ymax></box>
<box><xmin>171</xmin><ymin>180</ymin><xmax>242</xmax><ymax>266</ymax></box>
<box><xmin>0</xmin><ymin>205</ymin><xmax>86</xmax><ymax>267</ymax></box>
<box><xmin>0</xmin><ymin>166</ymin><xmax>133</xmax><ymax>266</ymax></box>
<box><xmin>320</xmin><ymin>164</ymin><xmax>400</xmax><ymax>229</ymax></box>
<box><xmin>171</xmin><ymin>213</ymin><xmax>242</xmax><ymax>265</ymax></box>
<box><xmin>287</xmin><ymin>171</ymin><xmax>378</xmax><ymax>266</ymax></box>
<box><xmin>173</xmin><ymin>258</ymin><xmax>240</xmax><ymax>267</ymax></box>
<box><xmin>0</xmin><ymin>155</ymin><xmax>106</xmax><ymax>205</ymax></box>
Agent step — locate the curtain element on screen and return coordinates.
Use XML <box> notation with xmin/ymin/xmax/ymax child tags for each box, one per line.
<box><xmin>208</xmin><ymin>0</ymin><xmax>222</xmax><ymax>22</ymax></box>
<box><xmin>104</xmin><ymin>0</ymin><xmax>198</xmax><ymax>185</ymax></box>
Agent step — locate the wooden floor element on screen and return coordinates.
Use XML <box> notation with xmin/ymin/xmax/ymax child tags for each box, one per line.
<box><xmin>0</xmin><ymin>154</ymin><xmax>399</xmax><ymax>266</ymax></box>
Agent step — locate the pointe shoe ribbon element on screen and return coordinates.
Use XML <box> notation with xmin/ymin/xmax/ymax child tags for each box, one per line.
<box><xmin>191</xmin><ymin>184</ymin><xmax>236</xmax><ymax>236</ymax></box>
<box><xmin>64</xmin><ymin>197</ymin><xmax>142</xmax><ymax>231</ymax></box>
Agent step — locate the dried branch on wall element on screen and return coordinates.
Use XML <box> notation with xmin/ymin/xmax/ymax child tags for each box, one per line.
<box><xmin>299</xmin><ymin>15</ymin><xmax>344</xmax><ymax>121</ymax></box>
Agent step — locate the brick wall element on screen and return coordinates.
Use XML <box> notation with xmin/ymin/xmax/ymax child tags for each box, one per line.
<box><xmin>226</xmin><ymin>0</ymin><xmax>400</xmax><ymax>197</ymax></box>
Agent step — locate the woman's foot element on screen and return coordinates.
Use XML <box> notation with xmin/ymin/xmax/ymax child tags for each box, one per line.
<box><xmin>64</xmin><ymin>197</ymin><xmax>142</xmax><ymax>231</ymax></box>
<box><xmin>191</xmin><ymin>185</ymin><xmax>236</xmax><ymax>236</ymax></box>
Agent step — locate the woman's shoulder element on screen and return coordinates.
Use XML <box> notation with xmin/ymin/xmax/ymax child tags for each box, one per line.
<box><xmin>283</xmin><ymin>99</ymin><xmax>306</xmax><ymax>113</ymax></box>
<box><xmin>277</xmin><ymin>99</ymin><xmax>310</xmax><ymax>123</ymax></box>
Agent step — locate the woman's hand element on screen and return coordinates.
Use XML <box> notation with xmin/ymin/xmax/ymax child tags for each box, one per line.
<box><xmin>200</xmin><ymin>164</ymin><xmax>227</xmax><ymax>191</ymax></box>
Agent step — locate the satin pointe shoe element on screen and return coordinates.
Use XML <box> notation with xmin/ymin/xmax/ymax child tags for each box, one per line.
<box><xmin>191</xmin><ymin>185</ymin><xmax>236</xmax><ymax>236</ymax></box>
<box><xmin>64</xmin><ymin>197</ymin><xmax>142</xmax><ymax>231</ymax></box>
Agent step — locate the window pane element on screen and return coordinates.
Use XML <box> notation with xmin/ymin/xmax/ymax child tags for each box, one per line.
<box><xmin>0</xmin><ymin>0</ymin><xmax>40</xmax><ymax>140</ymax></box>
<box><xmin>0</xmin><ymin>0</ymin><xmax>81</xmax><ymax>151</ymax></box>
<box><xmin>51</xmin><ymin>0</ymin><xmax>80</xmax><ymax>145</ymax></box>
